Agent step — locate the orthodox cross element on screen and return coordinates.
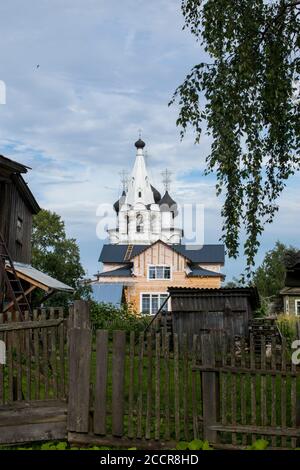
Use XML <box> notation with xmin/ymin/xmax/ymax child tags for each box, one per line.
<box><xmin>162</xmin><ymin>168</ymin><xmax>172</xmax><ymax>192</ymax></box>
<box><xmin>119</xmin><ymin>170</ymin><xmax>128</xmax><ymax>192</ymax></box>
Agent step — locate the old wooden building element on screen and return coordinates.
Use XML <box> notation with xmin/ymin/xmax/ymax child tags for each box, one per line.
<box><xmin>0</xmin><ymin>155</ymin><xmax>40</xmax><ymax>263</ymax></box>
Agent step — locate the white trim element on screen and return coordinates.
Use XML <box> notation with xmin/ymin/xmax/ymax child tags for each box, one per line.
<box><xmin>295</xmin><ymin>299</ymin><xmax>300</xmax><ymax>316</ymax></box>
<box><xmin>139</xmin><ymin>291</ymin><xmax>170</xmax><ymax>315</ymax></box>
<box><xmin>147</xmin><ymin>264</ymin><xmax>172</xmax><ymax>281</ymax></box>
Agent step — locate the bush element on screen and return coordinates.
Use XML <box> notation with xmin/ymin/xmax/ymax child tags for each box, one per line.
<box><xmin>276</xmin><ymin>314</ymin><xmax>299</xmax><ymax>346</ymax></box>
<box><xmin>90</xmin><ymin>301</ymin><xmax>150</xmax><ymax>333</ymax></box>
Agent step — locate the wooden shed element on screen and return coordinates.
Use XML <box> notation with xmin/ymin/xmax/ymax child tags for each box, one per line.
<box><xmin>0</xmin><ymin>155</ymin><xmax>40</xmax><ymax>263</ymax></box>
<box><xmin>168</xmin><ymin>287</ymin><xmax>260</xmax><ymax>346</ymax></box>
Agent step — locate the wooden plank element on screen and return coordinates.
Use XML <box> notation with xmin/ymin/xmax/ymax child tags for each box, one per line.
<box><xmin>93</xmin><ymin>330</ymin><xmax>108</xmax><ymax>435</ymax></box>
<box><xmin>221</xmin><ymin>335</ymin><xmax>227</xmax><ymax>426</ymax></box>
<box><xmin>111</xmin><ymin>330</ymin><xmax>126</xmax><ymax>437</ymax></box>
<box><xmin>191</xmin><ymin>334</ymin><xmax>199</xmax><ymax>439</ymax></box>
<box><xmin>24</xmin><ymin>311</ymin><xmax>31</xmax><ymax>401</ymax></box>
<box><xmin>137</xmin><ymin>332</ymin><xmax>144</xmax><ymax>439</ymax></box>
<box><xmin>145</xmin><ymin>332</ymin><xmax>153</xmax><ymax>440</ymax></box>
<box><xmin>250</xmin><ymin>334</ymin><xmax>257</xmax><ymax>444</ymax></box>
<box><xmin>50</xmin><ymin>308</ymin><xmax>58</xmax><ymax>399</ymax></box>
<box><xmin>209</xmin><ymin>423</ymin><xmax>300</xmax><ymax>438</ymax></box>
<box><xmin>281</xmin><ymin>337</ymin><xmax>287</xmax><ymax>447</ymax></box>
<box><xmin>127</xmin><ymin>331</ymin><xmax>135</xmax><ymax>439</ymax></box>
<box><xmin>201</xmin><ymin>333</ymin><xmax>220</xmax><ymax>444</ymax></box>
<box><xmin>7</xmin><ymin>312</ymin><xmax>14</xmax><ymax>402</ymax></box>
<box><xmin>240</xmin><ymin>337</ymin><xmax>247</xmax><ymax>445</ymax></box>
<box><xmin>271</xmin><ymin>336</ymin><xmax>277</xmax><ymax>448</ymax></box>
<box><xmin>68</xmin><ymin>432</ymin><xmax>177</xmax><ymax>450</ymax></box>
<box><xmin>33</xmin><ymin>309</ymin><xmax>40</xmax><ymax>400</ymax></box>
<box><xmin>163</xmin><ymin>333</ymin><xmax>170</xmax><ymax>441</ymax></box>
<box><xmin>58</xmin><ymin>309</ymin><xmax>65</xmax><ymax>399</ymax></box>
<box><xmin>230</xmin><ymin>337</ymin><xmax>237</xmax><ymax>445</ymax></box>
<box><xmin>41</xmin><ymin>311</ymin><xmax>49</xmax><ymax>399</ymax></box>
<box><xmin>67</xmin><ymin>301</ymin><xmax>92</xmax><ymax>433</ymax></box>
<box><xmin>0</xmin><ymin>318</ymin><xmax>63</xmax><ymax>332</ymax></box>
<box><xmin>173</xmin><ymin>333</ymin><xmax>180</xmax><ymax>441</ymax></box>
<box><xmin>155</xmin><ymin>332</ymin><xmax>161</xmax><ymax>440</ymax></box>
<box><xmin>183</xmin><ymin>333</ymin><xmax>189</xmax><ymax>441</ymax></box>
<box><xmin>0</xmin><ymin>421</ymin><xmax>66</xmax><ymax>445</ymax></box>
<box><xmin>291</xmin><ymin>341</ymin><xmax>297</xmax><ymax>449</ymax></box>
<box><xmin>0</xmin><ymin>313</ymin><xmax>4</xmax><ymax>404</ymax></box>
<box><xmin>260</xmin><ymin>335</ymin><xmax>267</xmax><ymax>437</ymax></box>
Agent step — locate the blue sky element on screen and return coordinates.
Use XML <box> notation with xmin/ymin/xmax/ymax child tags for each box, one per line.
<box><xmin>0</xmin><ymin>0</ymin><xmax>299</xmax><ymax>280</ymax></box>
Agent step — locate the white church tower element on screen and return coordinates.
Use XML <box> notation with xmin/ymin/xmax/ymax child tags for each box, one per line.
<box><xmin>108</xmin><ymin>138</ymin><xmax>182</xmax><ymax>245</ymax></box>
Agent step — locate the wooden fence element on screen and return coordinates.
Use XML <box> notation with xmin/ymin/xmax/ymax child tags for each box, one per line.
<box><xmin>0</xmin><ymin>308</ymin><xmax>68</xmax><ymax>445</ymax></box>
<box><xmin>67</xmin><ymin>304</ymin><xmax>300</xmax><ymax>449</ymax></box>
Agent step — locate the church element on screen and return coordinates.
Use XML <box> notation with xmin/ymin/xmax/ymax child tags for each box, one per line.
<box><xmin>94</xmin><ymin>138</ymin><xmax>225</xmax><ymax>315</ymax></box>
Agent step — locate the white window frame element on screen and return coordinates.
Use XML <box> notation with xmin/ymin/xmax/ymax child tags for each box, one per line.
<box><xmin>147</xmin><ymin>264</ymin><xmax>172</xmax><ymax>281</ymax></box>
<box><xmin>140</xmin><ymin>292</ymin><xmax>170</xmax><ymax>315</ymax></box>
<box><xmin>295</xmin><ymin>299</ymin><xmax>300</xmax><ymax>316</ymax></box>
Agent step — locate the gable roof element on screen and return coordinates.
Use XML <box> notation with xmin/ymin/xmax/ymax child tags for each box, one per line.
<box><xmin>0</xmin><ymin>155</ymin><xmax>40</xmax><ymax>214</ymax></box>
<box><xmin>99</xmin><ymin>240</ymin><xmax>225</xmax><ymax>264</ymax></box>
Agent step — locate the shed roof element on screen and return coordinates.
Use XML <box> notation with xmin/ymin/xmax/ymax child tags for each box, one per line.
<box><xmin>11</xmin><ymin>262</ymin><xmax>74</xmax><ymax>293</ymax></box>
<box><xmin>98</xmin><ymin>265</ymin><xmax>133</xmax><ymax>278</ymax></box>
<box><xmin>187</xmin><ymin>266</ymin><xmax>225</xmax><ymax>278</ymax></box>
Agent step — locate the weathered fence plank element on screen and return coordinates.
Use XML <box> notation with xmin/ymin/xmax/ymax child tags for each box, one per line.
<box><xmin>111</xmin><ymin>330</ymin><xmax>126</xmax><ymax>437</ymax></box>
<box><xmin>93</xmin><ymin>330</ymin><xmax>108</xmax><ymax>435</ymax></box>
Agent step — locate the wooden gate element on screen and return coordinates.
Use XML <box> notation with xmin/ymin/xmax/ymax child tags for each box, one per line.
<box><xmin>0</xmin><ymin>308</ymin><xmax>68</xmax><ymax>445</ymax></box>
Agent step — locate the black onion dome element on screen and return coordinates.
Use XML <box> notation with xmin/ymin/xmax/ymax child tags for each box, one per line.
<box><xmin>135</xmin><ymin>138</ymin><xmax>146</xmax><ymax>149</ymax></box>
<box><xmin>151</xmin><ymin>185</ymin><xmax>161</xmax><ymax>203</ymax></box>
<box><xmin>113</xmin><ymin>190</ymin><xmax>126</xmax><ymax>214</ymax></box>
<box><xmin>159</xmin><ymin>191</ymin><xmax>178</xmax><ymax>215</ymax></box>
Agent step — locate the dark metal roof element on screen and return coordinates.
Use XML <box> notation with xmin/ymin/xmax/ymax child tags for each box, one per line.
<box><xmin>151</xmin><ymin>185</ymin><xmax>161</xmax><ymax>203</ymax></box>
<box><xmin>98</xmin><ymin>265</ymin><xmax>133</xmax><ymax>277</ymax></box>
<box><xmin>167</xmin><ymin>286</ymin><xmax>260</xmax><ymax>310</ymax></box>
<box><xmin>187</xmin><ymin>266</ymin><xmax>225</xmax><ymax>278</ymax></box>
<box><xmin>0</xmin><ymin>155</ymin><xmax>30</xmax><ymax>174</ymax></box>
<box><xmin>159</xmin><ymin>190</ymin><xmax>177</xmax><ymax>211</ymax></box>
<box><xmin>99</xmin><ymin>242</ymin><xmax>225</xmax><ymax>264</ymax></box>
<box><xmin>135</xmin><ymin>138</ymin><xmax>146</xmax><ymax>149</ymax></box>
<box><xmin>113</xmin><ymin>190</ymin><xmax>126</xmax><ymax>214</ymax></box>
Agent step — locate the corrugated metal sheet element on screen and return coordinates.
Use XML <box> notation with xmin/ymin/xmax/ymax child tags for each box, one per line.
<box><xmin>90</xmin><ymin>283</ymin><xmax>124</xmax><ymax>306</ymax></box>
<box><xmin>13</xmin><ymin>262</ymin><xmax>74</xmax><ymax>292</ymax></box>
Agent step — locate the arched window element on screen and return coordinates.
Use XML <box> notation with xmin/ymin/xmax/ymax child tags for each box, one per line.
<box><xmin>136</xmin><ymin>213</ymin><xmax>144</xmax><ymax>233</ymax></box>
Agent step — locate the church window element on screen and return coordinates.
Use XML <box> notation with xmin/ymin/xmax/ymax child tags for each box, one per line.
<box><xmin>148</xmin><ymin>265</ymin><xmax>171</xmax><ymax>280</ymax></box>
<box><xmin>138</xmin><ymin>190</ymin><xmax>142</xmax><ymax>198</ymax></box>
<box><xmin>141</xmin><ymin>293</ymin><xmax>169</xmax><ymax>315</ymax></box>
<box><xmin>136</xmin><ymin>213</ymin><xmax>144</xmax><ymax>233</ymax></box>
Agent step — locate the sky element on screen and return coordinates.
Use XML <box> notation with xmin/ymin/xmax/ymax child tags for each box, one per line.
<box><xmin>0</xmin><ymin>0</ymin><xmax>299</xmax><ymax>281</ymax></box>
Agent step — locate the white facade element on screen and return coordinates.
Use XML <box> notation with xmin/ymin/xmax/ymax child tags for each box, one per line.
<box><xmin>108</xmin><ymin>140</ymin><xmax>182</xmax><ymax>245</ymax></box>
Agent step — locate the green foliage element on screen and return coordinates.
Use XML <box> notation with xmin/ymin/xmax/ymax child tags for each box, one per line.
<box><xmin>276</xmin><ymin>313</ymin><xmax>299</xmax><ymax>346</ymax></box>
<box><xmin>247</xmin><ymin>439</ymin><xmax>269</xmax><ymax>450</ymax></box>
<box><xmin>170</xmin><ymin>1</ymin><xmax>300</xmax><ymax>274</ymax></box>
<box><xmin>253</xmin><ymin>242</ymin><xmax>298</xmax><ymax>299</ymax></box>
<box><xmin>31</xmin><ymin>209</ymin><xmax>91</xmax><ymax>307</ymax></box>
<box><xmin>176</xmin><ymin>439</ymin><xmax>213</xmax><ymax>450</ymax></box>
<box><xmin>90</xmin><ymin>301</ymin><xmax>149</xmax><ymax>333</ymax></box>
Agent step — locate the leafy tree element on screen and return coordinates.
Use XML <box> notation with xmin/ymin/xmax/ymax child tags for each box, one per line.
<box><xmin>31</xmin><ymin>209</ymin><xmax>90</xmax><ymax>306</ymax></box>
<box><xmin>170</xmin><ymin>1</ymin><xmax>300</xmax><ymax>274</ymax></box>
<box><xmin>253</xmin><ymin>241</ymin><xmax>298</xmax><ymax>298</ymax></box>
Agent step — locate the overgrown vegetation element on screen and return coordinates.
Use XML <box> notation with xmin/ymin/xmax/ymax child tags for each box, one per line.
<box><xmin>90</xmin><ymin>301</ymin><xmax>149</xmax><ymax>333</ymax></box>
<box><xmin>276</xmin><ymin>313</ymin><xmax>299</xmax><ymax>346</ymax></box>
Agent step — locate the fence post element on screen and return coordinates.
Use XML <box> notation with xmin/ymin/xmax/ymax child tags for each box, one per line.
<box><xmin>201</xmin><ymin>332</ymin><xmax>220</xmax><ymax>444</ymax></box>
<box><xmin>112</xmin><ymin>330</ymin><xmax>126</xmax><ymax>437</ymax></box>
<box><xmin>67</xmin><ymin>300</ymin><xmax>92</xmax><ymax>434</ymax></box>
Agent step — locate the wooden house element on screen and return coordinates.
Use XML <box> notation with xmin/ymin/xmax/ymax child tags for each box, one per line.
<box><xmin>280</xmin><ymin>253</ymin><xmax>300</xmax><ymax>315</ymax></box>
<box><xmin>0</xmin><ymin>154</ymin><xmax>73</xmax><ymax>314</ymax></box>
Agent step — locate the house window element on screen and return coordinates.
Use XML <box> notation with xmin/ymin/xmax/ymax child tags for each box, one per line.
<box><xmin>141</xmin><ymin>293</ymin><xmax>169</xmax><ymax>315</ymax></box>
<box><xmin>136</xmin><ymin>213</ymin><xmax>144</xmax><ymax>233</ymax></box>
<box><xmin>295</xmin><ymin>300</ymin><xmax>300</xmax><ymax>316</ymax></box>
<box><xmin>148</xmin><ymin>265</ymin><xmax>171</xmax><ymax>280</ymax></box>
<box><xmin>16</xmin><ymin>216</ymin><xmax>23</xmax><ymax>243</ymax></box>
